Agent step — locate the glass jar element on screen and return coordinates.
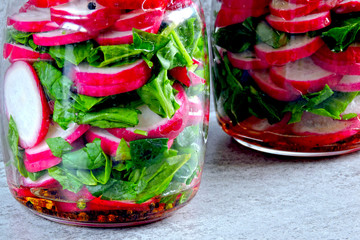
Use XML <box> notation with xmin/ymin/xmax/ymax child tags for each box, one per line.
<box><xmin>1</xmin><ymin>0</ymin><xmax>209</xmax><ymax>226</ymax></box>
<box><xmin>211</xmin><ymin>0</ymin><xmax>360</xmax><ymax>156</ymax></box>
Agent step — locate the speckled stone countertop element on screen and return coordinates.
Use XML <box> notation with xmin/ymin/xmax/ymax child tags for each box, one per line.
<box><xmin>2</xmin><ymin>1</ymin><xmax>360</xmax><ymax>239</ymax></box>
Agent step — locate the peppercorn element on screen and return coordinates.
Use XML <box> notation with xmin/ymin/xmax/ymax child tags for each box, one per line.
<box><xmin>88</xmin><ymin>2</ymin><xmax>96</xmax><ymax>10</ymax></box>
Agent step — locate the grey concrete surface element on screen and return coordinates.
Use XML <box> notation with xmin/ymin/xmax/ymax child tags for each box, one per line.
<box><xmin>2</xmin><ymin>1</ymin><xmax>360</xmax><ymax>239</ymax></box>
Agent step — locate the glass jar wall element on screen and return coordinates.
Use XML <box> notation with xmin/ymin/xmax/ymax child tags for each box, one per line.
<box><xmin>211</xmin><ymin>0</ymin><xmax>360</xmax><ymax>156</ymax></box>
<box><xmin>1</xmin><ymin>0</ymin><xmax>209</xmax><ymax>226</ymax></box>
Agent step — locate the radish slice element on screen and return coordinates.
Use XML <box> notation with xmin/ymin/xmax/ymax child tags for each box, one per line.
<box><xmin>270</xmin><ymin>57</ymin><xmax>342</xmax><ymax>94</ymax></box>
<box><xmin>72</xmin><ymin>60</ymin><xmax>151</xmax><ymax>97</ymax></box>
<box><xmin>228</xmin><ymin>50</ymin><xmax>269</xmax><ymax>70</ymax></box>
<box><xmin>283</xmin><ymin>0</ymin><xmax>321</xmax><ymax>3</ymax></box>
<box><xmin>107</xmin><ymin>84</ymin><xmax>189</xmax><ymax>141</ymax></box>
<box><xmin>4</xmin><ymin>61</ymin><xmax>50</xmax><ymax>149</ymax></box>
<box><xmin>85</xmin><ymin>127</ymin><xmax>121</xmax><ymax>156</ymax></box>
<box><xmin>255</xmin><ymin>35</ymin><xmax>324</xmax><ymax>65</ymax></box>
<box><xmin>24</xmin><ymin>155</ymin><xmax>61</xmax><ymax>172</ymax></box>
<box><xmin>314</xmin><ymin>44</ymin><xmax>360</xmax><ymax>64</ymax></box>
<box><xmin>333</xmin><ymin>75</ymin><xmax>360</xmax><ymax>92</ymax></box>
<box><xmin>335</xmin><ymin>0</ymin><xmax>360</xmax><ymax>14</ymax></box>
<box><xmin>215</xmin><ymin>6</ymin><xmax>269</xmax><ymax>27</ymax></box>
<box><xmin>169</xmin><ymin>65</ymin><xmax>206</xmax><ymax>87</ymax></box>
<box><xmin>72</xmin><ymin>59</ymin><xmax>151</xmax><ymax>86</ymax></box>
<box><xmin>221</xmin><ymin>0</ymin><xmax>270</xmax><ymax>9</ymax></box>
<box><xmin>167</xmin><ymin>0</ymin><xmax>193</xmax><ymax>10</ymax></box>
<box><xmin>290</xmin><ymin>112</ymin><xmax>360</xmax><ymax>147</ymax></box>
<box><xmin>187</xmin><ymin>96</ymin><xmax>204</xmax><ymax>126</ymax></box>
<box><xmin>33</xmin><ymin>29</ymin><xmax>93</xmax><ymax>46</ymax></box>
<box><xmin>11</xmin><ymin>187</ymin><xmax>36</xmax><ymax>198</ymax></box>
<box><xmin>20</xmin><ymin>174</ymin><xmax>59</xmax><ymax>188</ymax></box>
<box><xmin>3</xmin><ymin>43</ymin><xmax>53</xmax><ymax>63</ymax></box>
<box><xmin>269</xmin><ymin>0</ymin><xmax>320</xmax><ymax>20</ymax></box>
<box><xmin>312</xmin><ymin>54</ymin><xmax>360</xmax><ymax>75</ymax></box>
<box><xmin>50</xmin><ymin>0</ymin><xmax>120</xmax><ymax>33</ymax></box>
<box><xmin>95</xmin><ymin>24</ymin><xmax>161</xmax><ymax>45</ymax></box>
<box><xmin>315</xmin><ymin>0</ymin><xmax>340</xmax><ymax>12</ymax></box>
<box><xmin>96</xmin><ymin>0</ymin><xmax>168</xmax><ymax>10</ymax></box>
<box><xmin>25</xmin><ymin>123</ymin><xmax>90</xmax><ymax>163</ymax></box>
<box><xmin>249</xmin><ymin>69</ymin><xmax>302</xmax><ymax>101</ymax></box>
<box><xmin>28</xmin><ymin>0</ymin><xmax>70</xmax><ymax>8</ymax></box>
<box><xmin>113</xmin><ymin>9</ymin><xmax>164</xmax><ymax>31</ymax></box>
<box><xmin>266</xmin><ymin>11</ymin><xmax>331</xmax><ymax>33</ymax></box>
<box><xmin>7</xmin><ymin>7</ymin><xmax>59</xmax><ymax>33</ymax></box>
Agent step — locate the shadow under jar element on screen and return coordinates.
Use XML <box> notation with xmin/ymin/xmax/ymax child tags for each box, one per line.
<box><xmin>1</xmin><ymin>0</ymin><xmax>209</xmax><ymax>227</ymax></box>
<box><xmin>211</xmin><ymin>0</ymin><xmax>360</xmax><ymax>156</ymax></box>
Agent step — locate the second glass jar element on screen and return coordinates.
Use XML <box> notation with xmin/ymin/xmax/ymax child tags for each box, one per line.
<box><xmin>212</xmin><ymin>0</ymin><xmax>360</xmax><ymax>156</ymax></box>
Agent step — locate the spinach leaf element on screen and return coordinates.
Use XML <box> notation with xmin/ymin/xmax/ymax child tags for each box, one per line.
<box><xmin>48</xmin><ymin>166</ymin><xmax>84</xmax><ymax>193</ymax></box>
<box><xmin>53</xmin><ymin>100</ymin><xmax>78</xmax><ymax>129</ymax></box>
<box><xmin>62</xmin><ymin>139</ymin><xmax>107</xmax><ymax>170</ymax></box>
<box><xmin>115</xmin><ymin>138</ymin><xmax>131</xmax><ymax>161</ymax></box>
<box><xmin>77</xmin><ymin>107</ymin><xmax>140</xmax><ymax>128</ymax></box>
<box><xmin>256</xmin><ymin>21</ymin><xmax>289</xmax><ymax>48</ymax></box>
<box><xmin>135</xmin><ymin>154</ymin><xmax>191</xmax><ymax>203</ymax></box>
<box><xmin>156</xmin><ymin>36</ymin><xmax>189</xmax><ymax>69</ymax></box>
<box><xmin>48</xmin><ymin>41</ymin><xmax>95</xmax><ymax>68</ymax></box>
<box><xmin>174</xmin><ymin>17</ymin><xmax>202</xmax><ymax>57</ymax></box>
<box><xmin>214</xmin><ymin>17</ymin><xmax>259</xmax><ymax>53</ymax></box>
<box><xmin>46</xmin><ymin>137</ymin><xmax>73</xmax><ymax>157</ymax></box>
<box><xmin>137</xmin><ymin>69</ymin><xmax>180</xmax><ymax>118</ymax></box>
<box><xmin>76</xmin><ymin>170</ymin><xmax>98</xmax><ymax>185</ymax></box>
<box><xmin>32</xmin><ymin>61</ymin><xmax>73</xmax><ymax>101</ymax></box>
<box><xmin>322</xmin><ymin>16</ymin><xmax>360</xmax><ymax>52</ymax></box>
<box><xmin>88</xmin><ymin>44</ymin><xmax>142</xmax><ymax>68</ymax></box>
<box><xmin>7</xmin><ymin>116</ymin><xmax>28</xmax><ymax>177</ymax></box>
<box><xmin>133</xmin><ymin>29</ymin><xmax>170</xmax><ymax>53</ymax></box>
<box><xmin>91</xmin><ymin>154</ymin><xmax>112</xmax><ymax>184</ymax></box>
<box><xmin>284</xmin><ymin>86</ymin><xmax>359</xmax><ymax>123</ymax></box>
<box><xmin>129</xmin><ymin>138</ymin><xmax>169</xmax><ymax>164</ymax></box>
<box><xmin>72</xmin><ymin>94</ymin><xmax>106</xmax><ymax>112</ymax></box>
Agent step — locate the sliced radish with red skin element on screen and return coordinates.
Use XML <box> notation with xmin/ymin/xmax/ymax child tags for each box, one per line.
<box><xmin>266</xmin><ymin>11</ymin><xmax>331</xmax><ymax>33</ymax></box>
<box><xmin>4</xmin><ymin>61</ymin><xmax>50</xmax><ymax>149</ymax></box>
<box><xmin>28</xmin><ymin>0</ymin><xmax>70</xmax><ymax>8</ymax></box>
<box><xmin>24</xmin><ymin>155</ymin><xmax>62</xmax><ymax>173</ymax></box>
<box><xmin>96</xmin><ymin>0</ymin><xmax>168</xmax><ymax>10</ymax></box>
<box><xmin>335</xmin><ymin>0</ymin><xmax>360</xmax><ymax>14</ymax></box>
<box><xmin>167</xmin><ymin>0</ymin><xmax>193</xmax><ymax>10</ymax></box>
<box><xmin>270</xmin><ymin>0</ymin><xmax>320</xmax><ymax>20</ymax></box>
<box><xmin>255</xmin><ymin>35</ymin><xmax>324</xmax><ymax>66</ymax></box>
<box><xmin>95</xmin><ymin>24</ymin><xmax>161</xmax><ymax>45</ymax></box>
<box><xmin>312</xmin><ymin>54</ymin><xmax>360</xmax><ymax>75</ymax></box>
<box><xmin>228</xmin><ymin>51</ymin><xmax>270</xmax><ymax>70</ymax></box>
<box><xmin>314</xmin><ymin>0</ymin><xmax>340</xmax><ymax>12</ymax></box>
<box><xmin>3</xmin><ymin>43</ymin><xmax>53</xmax><ymax>63</ymax></box>
<box><xmin>314</xmin><ymin>44</ymin><xmax>360</xmax><ymax>64</ymax></box>
<box><xmin>72</xmin><ymin>59</ymin><xmax>151</xmax><ymax>86</ymax></box>
<box><xmin>11</xmin><ymin>187</ymin><xmax>36</xmax><ymax>198</ymax></box>
<box><xmin>87</xmin><ymin>198</ymin><xmax>157</xmax><ymax>211</ymax></box>
<box><xmin>85</xmin><ymin>127</ymin><xmax>121</xmax><ymax>156</ymax></box>
<box><xmin>7</xmin><ymin>7</ymin><xmax>58</xmax><ymax>33</ymax></box>
<box><xmin>215</xmin><ymin>6</ymin><xmax>269</xmax><ymax>27</ymax></box>
<box><xmin>249</xmin><ymin>69</ymin><xmax>302</xmax><ymax>101</ymax></box>
<box><xmin>113</xmin><ymin>9</ymin><xmax>164</xmax><ymax>31</ymax></box>
<box><xmin>25</xmin><ymin>123</ymin><xmax>90</xmax><ymax>163</ymax></box>
<box><xmin>20</xmin><ymin>174</ymin><xmax>59</xmax><ymax>188</ymax></box>
<box><xmin>333</xmin><ymin>75</ymin><xmax>360</xmax><ymax>92</ymax></box>
<box><xmin>290</xmin><ymin>112</ymin><xmax>360</xmax><ymax>147</ymax></box>
<box><xmin>270</xmin><ymin>58</ymin><xmax>342</xmax><ymax>94</ymax></box>
<box><xmin>169</xmin><ymin>68</ymin><xmax>205</xmax><ymax>87</ymax></box>
<box><xmin>50</xmin><ymin>0</ymin><xmax>120</xmax><ymax>33</ymax></box>
<box><xmin>107</xmin><ymin>84</ymin><xmax>189</xmax><ymax>141</ymax></box>
<box><xmin>187</xmin><ymin>96</ymin><xmax>204</xmax><ymax>126</ymax></box>
<box><xmin>221</xmin><ymin>0</ymin><xmax>270</xmax><ymax>9</ymax></box>
<box><xmin>33</xmin><ymin>29</ymin><xmax>94</xmax><ymax>46</ymax></box>
<box><xmin>188</xmin><ymin>71</ymin><xmax>206</xmax><ymax>86</ymax></box>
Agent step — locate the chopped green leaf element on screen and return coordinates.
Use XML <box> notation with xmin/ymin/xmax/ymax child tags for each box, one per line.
<box><xmin>48</xmin><ymin>166</ymin><xmax>84</xmax><ymax>193</ymax></box>
<box><xmin>46</xmin><ymin>137</ymin><xmax>73</xmax><ymax>157</ymax></box>
<box><xmin>115</xmin><ymin>139</ymin><xmax>131</xmax><ymax>161</ymax></box>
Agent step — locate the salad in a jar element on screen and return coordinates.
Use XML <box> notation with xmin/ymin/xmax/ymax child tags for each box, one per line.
<box><xmin>212</xmin><ymin>0</ymin><xmax>360</xmax><ymax>156</ymax></box>
<box><xmin>2</xmin><ymin>0</ymin><xmax>209</xmax><ymax>226</ymax></box>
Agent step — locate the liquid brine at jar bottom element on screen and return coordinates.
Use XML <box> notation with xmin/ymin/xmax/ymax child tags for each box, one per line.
<box><xmin>9</xmin><ymin>180</ymin><xmax>201</xmax><ymax>227</ymax></box>
<box><xmin>217</xmin><ymin>117</ymin><xmax>360</xmax><ymax>156</ymax></box>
